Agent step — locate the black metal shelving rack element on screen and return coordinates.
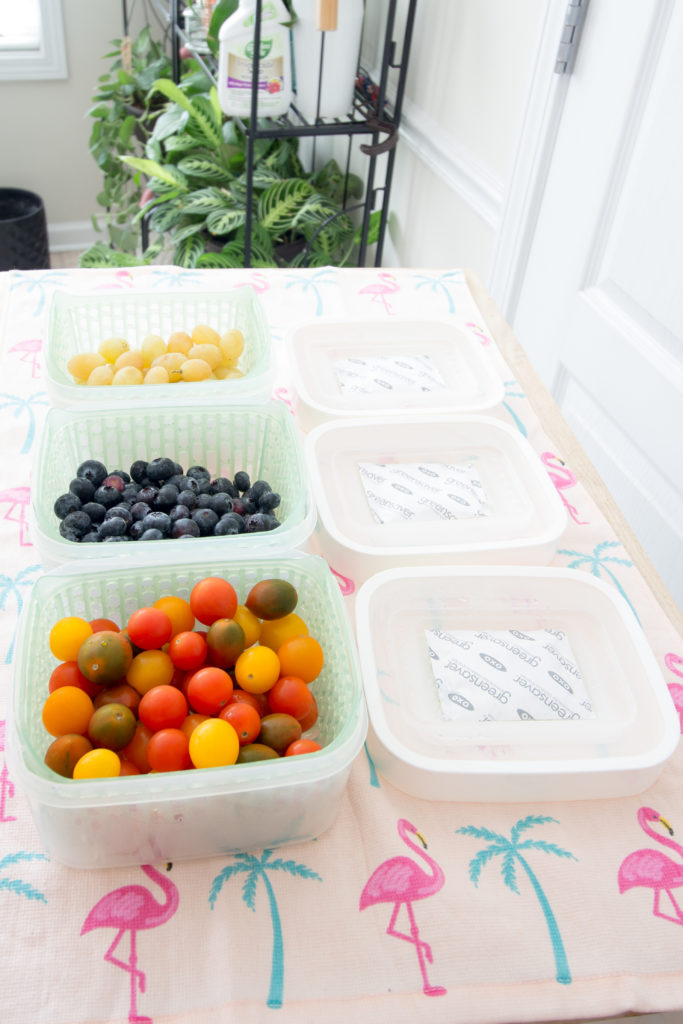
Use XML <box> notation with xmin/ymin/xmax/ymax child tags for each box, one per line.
<box><xmin>127</xmin><ymin>0</ymin><xmax>417</xmax><ymax>267</ymax></box>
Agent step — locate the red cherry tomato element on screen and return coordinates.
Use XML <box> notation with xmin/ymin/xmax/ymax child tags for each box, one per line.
<box><xmin>168</xmin><ymin>630</ymin><xmax>207</xmax><ymax>671</ymax></box>
<box><xmin>186</xmin><ymin>666</ymin><xmax>233</xmax><ymax>716</ymax></box>
<box><xmin>190</xmin><ymin>576</ymin><xmax>238</xmax><ymax>626</ymax></box>
<box><xmin>267</xmin><ymin>675</ymin><xmax>315</xmax><ymax>723</ymax></box>
<box><xmin>126</xmin><ymin>606</ymin><xmax>173</xmax><ymax>651</ymax></box>
<box><xmin>219</xmin><ymin>701</ymin><xmax>262</xmax><ymax>745</ymax></box>
<box><xmin>138</xmin><ymin>685</ymin><xmax>188</xmax><ymax>732</ymax></box>
<box><xmin>230</xmin><ymin>688</ymin><xmax>269</xmax><ymax>716</ymax></box>
<box><xmin>146</xmin><ymin>728</ymin><xmax>191</xmax><ymax>772</ymax></box>
<box><xmin>284</xmin><ymin>739</ymin><xmax>322</xmax><ymax>756</ymax></box>
<box><xmin>89</xmin><ymin>617</ymin><xmax>120</xmax><ymax>633</ymax></box>
<box><xmin>120</xmin><ymin>723</ymin><xmax>153</xmax><ymax>773</ymax></box>
<box><xmin>48</xmin><ymin>661</ymin><xmax>100</xmax><ymax>699</ymax></box>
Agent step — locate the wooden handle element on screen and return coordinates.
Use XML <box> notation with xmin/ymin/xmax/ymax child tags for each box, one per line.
<box><xmin>316</xmin><ymin>0</ymin><xmax>338</xmax><ymax>30</ymax></box>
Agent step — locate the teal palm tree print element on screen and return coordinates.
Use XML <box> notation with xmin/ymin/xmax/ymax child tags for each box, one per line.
<box><xmin>558</xmin><ymin>539</ymin><xmax>638</xmax><ymax>622</ymax></box>
<box><xmin>0</xmin><ymin>391</ymin><xmax>49</xmax><ymax>453</ymax></box>
<box><xmin>503</xmin><ymin>380</ymin><xmax>527</xmax><ymax>437</ymax></box>
<box><xmin>285</xmin><ymin>269</ymin><xmax>337</xmax><ymax>316</ymax></box>
<box><xmin>150</xmin><ymin>267</ymin><xmax>203</xmax><ymax>288</ymax></box>
<box><xmin>0</xmin><ymin>565</ymin><xmax>42</xmax><ymax>663</ymax></box>
<box><xmin>209</xmin><ymin>848</ymin><xmax>322</xmax><ymax>1008</ymax></box>
<box><xmin>0</xmin><ymin>851</ymin><xmax>48</xmax><ymax>902</ymax></box>
<box><xmin>9</xmin><ymin>270</ymin><xmax>69</xmax><ymax>316</ymax></box>
<box><xmin>413</xmin><ymin>271</ymin><xmax>464</xmax><ymax>314</ymax></box>
<box><xmin>456</xmin><ymin>815</ymin><xmax>576</xmax><ymax>985</ymax></box>
<box><xmin>364</xmin><ymin>742</ymin><xmax>380</xmax><ymax>788</ymax></box>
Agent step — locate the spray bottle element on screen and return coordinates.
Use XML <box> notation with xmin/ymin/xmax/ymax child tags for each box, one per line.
<box><xmin>218</xmin><ymin>0</ymin><xmax>293</xmax><ymax>117</ymax></box>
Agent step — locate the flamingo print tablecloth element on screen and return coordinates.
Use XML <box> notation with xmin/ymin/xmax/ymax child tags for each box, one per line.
<box><xmin>1</xmin><ymin>265</ymin><xmax>682</xmax><ymax>1024</ymax></box>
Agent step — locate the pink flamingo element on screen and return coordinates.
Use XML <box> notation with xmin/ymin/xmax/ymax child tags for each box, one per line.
<box><xmin>540</xmin><ymin>451</ymin><xmax>588</xmax><ymax>525</ymax></box>
<box><xmin>8</xmin><ymin>339</ymin><xmax>42</xmax><ymax>378</ymax></box>
<box><xmin>666</xmin><ymin>684</ymin><xmax>683</xmax><ymax>731</ymax></box>
<box><xmin>0</xmin><ymin>486</ymin><xmax>32</xmax><ymax>546</ymax></box>
<box><xmin>330</xmin><ymin>566</ymin><xmax>355</xmax><ymax>596</ymax></box>
<box><xmin>465</xmin><ymin>321</ymin><xmax>492</xmax><ymax>347</ymax></box>
<box><xmin>94</xmin><ymin>270</ymin><xmax>135</xmax><ymax>291</ymax></box>
<box><xmin>272</xmin><ymin>385</ymin><xmax>296</xmax><ymax>416</ymax></box>
<box><xmin>358</xmin><ymin>271</ymin><xmax>399</xmax><ymax>315</ymax></box>
<box><xmin>81</xmin><ymin>863</ymin><xmax>179</xmax><ymax>1023</ymax></box>
<box><xmin>618</xmin><ymin>807</ymin><xmax>683</xmax><ymax>925</ymax></box>
<box><xmin>665</xmin><ymin>653</ymin><xmax>683</xmax><ymax>679</ymax></box>
<box><xmin>0</xmin><ymin>722</ymin><xmax>16</xmax><ymax>823</ymax></box>
<box><xmin>235</xmin><ymin>271</ymin><xmax>270</xmax><ymax>294</ymax></box>
<box><xmin>360</xmin><ymin>818</ymin><xmax>446</xmax><ymax>996</ymax></box>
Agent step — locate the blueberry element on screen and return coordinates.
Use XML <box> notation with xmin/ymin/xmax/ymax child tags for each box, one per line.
<box><xmin>102</xmin><ymin>535</ymin><xmax>130</xmax><ymax>543</ymax></box>
<box><xmin>171</xmin><ymin>517</ymin><xmax>201</xmax><ymax>539</ymax></box>
<box><xmin>130</xmin><ymin>501</ymin><xmax>151</xmax><ymax>522</ymax></box>
<box><xmin>233</xmin><ymin>497</ymin><xmax>256</xmax><ymax>516</ymax></box>
<box><xmin>141</xmin><ymin>511</ymin><xmax>171</xmax><ymax>536</ymax></box>
<box><xmin>99</xmin><ymin>517</ymin><xmax>128</xmax><ymax>538</ymax></box>
<box><xmin>214</xmin><ymin>516</ymin><xmax>241</xmax><ymax>536</ymax></box>
<box><xmin>168</xmin><ymin>504</ymin><xmax>191</xmax><ymax>524</ymax></box>
<box><xmin>129</xmin><ymin>521</ymin><xmax>146</xmax><ymax>540</ymax></box>
<box><xmin>155</xmin><ymin>484</ymin><xmax>179</xmax><ymax>509</ymax></box>
<box><xmin>93</xmin><ymin>484</ymin><xmax>123</xmax><ymax>509</ymax></box>
<box><xmin>105</xmin><ymin>504</ymin><xmax>133</xmax><ymax>526</ymax></box>
<box><xmin>187</xmin><ymin>465</ymin><xmax>211</xmax><ymax>485</ymax></box>
<box><xmin>233</xmin><ymin>471</ymin><xmax>250</xmax><ymax>492</ymax></box>
<box><xmin>137</xmin><ymin>486</ymin><xmax>158</xmax><ymax>506</ymax></box>
<box><xmin>218</xmin><ymin>511</ymin><xmax>245</xmax><ymax>534</ymax></box>
<box><xmin>191</xmin><ymin>507</ymin><xmax>218</xmax><ymax>535</ymax></box>
<box><xmin>211</xmin><ymin>477</ymin><xmax>238</xmax><ymax>497</ymax></box>
<box><xmin>196</xmin><ymin>493</ymin><xmax>215</xmax><ymax>510</ymax></box>
<box><xmin>246</xmin><ymin>480</ymin><xmax>271</xmax><ymax>501</ymax></box>
<box><xmin>129</xmin><ymin>460</ymin><xmax>148</xmax><ymax>484</ymax></box>
<box><xmin>76</xmin><ymin>459</ymin><xmax>108</xmax><ymax>486</ymax></box>
<box><xmin>81</xmin><ymin>531</ymin><xmax>101</xmax><ymax>543</ymax></box>
<box><xmin>81</xmin><ymin>501</ymin><xmax>106</xmax><ymax>524</ymax></box>
<box><xmin>69</xmin><ymin>477</ymin><xmax>95</xmax><ymax>502</ymax></box>
<box><xmin>54</xmin><ymin>492</ymin><xmax>81</xmax><ymax>519</ymax></box>
<box><xmin>59</xmin><ymin>527</ymin><xmax>81</xmax><ymax>543</ymax></box>
<box><xmin>146</xmin><ymin>457</ymin><xmax>177</xmax><ymax>483</ymax></box>
<box><xmin>211</xmin><ymin>493</ymin><xmax>234</xmax><ymax>516</ymax></box>
<box><xmin>258</xmin><ymin>491</ymin><xmax>281</xmax><ymax>512</ymax></box>
<box><xmin>177</xmin><ymin>489</ymin><xmax>198</xmax><ymax>511</ymax></box>
<box><xmin>102</xmin><ymin>474</ymin><xmax>126</xmax><ymax>493</ymax></box>
<box><xmin>140</xmin><ymin>528</ymin><xmax>164</xmax><ymax>541</ymax></box>
<box><xmin>245</xmin><ymin>513</ymin><xmax>279</xmax><ymax>533</ymax></box>
<box><xmin>121</xmin><ymin>483</ymin><xmax>142</xmax><ymax>503</ymax></box>
<box><xmin>165</xmin><ymin>474</ymin><xmax>188</xmax><ymax>490</ymax></box>
<box><xmin>60</xmin><ymin>510</ymin><xmax>92</xmax><ymax>538</ymax></box>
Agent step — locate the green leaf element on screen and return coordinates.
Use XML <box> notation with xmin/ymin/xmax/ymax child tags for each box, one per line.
<box><xmin>258</xmin><ymin>178</ymin><xmax>315</xmax><ymax>235</ymax></box>
<box><xmin>171</xmin><ymin>220</ymin><xmax>206</xmax><ymax>244</ymax></box>
<box><xmin>177</xmin><ymin>155</ymin><xmax>233</xmax><ymax>183</ymax></box>
<box><xmin>121</xmin><ymin>157</ymin><xmax>188</xmax><ymax>191</ymax></box>
<box><xmin>197</xmin><ymin>251</ymin><xmax>238</xmax><ymax>268</ymax></box>
<box><xmin>173</xmin><ymin>233</ymin><xmax>207</xmax><ymax>268</ymax></box>
<box><xmin>206</xmin><ymin>207</ymin><xmax>247</xmax><ymax>235</ymax></box>
<box><xmin>149</xmin><ymin>202</ymin><xmax>184</xmax><ymax>233</ymax></box>
<box><xmin>151</xmin><ymin>106</ymin><xmax>189</xmax><ymax>141</ymax></box>
<box><xmin>182</xmin><ymin>187</ymin><xmax>233</xmax><ymax>214</ymax></box>
<box><xmin>78</xmin><ymin>243</ymin><xmax>148</xmax><ymax>268</ymax></box>
<box><xmin>353</xmin><ymin>209</ymin><xmax>382</xmax><ymax>247</ymax></box>
<box><xmin>119</xmin><ymin>114</ymin><xmax>137</xmax><ymax>147</ymax></box>
<box><xmin>148</xmin><ymin>79</ymin><xmax>222</xmax><ymax>149</ymax></box>
<box><xmin>207</xmin><ymin>0</ymin><xmax>239</xmax><ymax>56</ymax></box>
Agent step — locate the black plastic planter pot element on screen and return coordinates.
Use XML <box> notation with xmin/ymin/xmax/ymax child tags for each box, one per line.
<box><xmin>0</xmin><ymin>188</ymin><xmax>50</xmax><ymax>271</ymax></box>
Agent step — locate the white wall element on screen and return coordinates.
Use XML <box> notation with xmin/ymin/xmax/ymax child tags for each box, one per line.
<box><xmin>0</xmin><ymin>0</ymin><xmax>154</xmax><ymax>250</ymax></box>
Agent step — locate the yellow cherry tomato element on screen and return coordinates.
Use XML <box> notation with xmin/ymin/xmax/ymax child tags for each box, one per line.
<box><xmin>73</xmin><ymin>748</ymin><xmax>121</xmax><ymax>779</ymax></box>
<box><xmin>189</xmin><ymin>717</ymin><xmax>239</xmax><ymax>768</ymax></box>
<box><xmin>49</xmin><ymin>616</ymin><xmax>93</xmax><ymax>662</ymax></box>
<box><xmin>234</xmin><ymin>645</ymin><xmax>280</xmax><ymax>694</ymax></box>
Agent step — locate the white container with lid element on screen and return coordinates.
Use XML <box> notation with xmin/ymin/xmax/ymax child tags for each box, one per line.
<box><xmin>305</xmin><ymin>414</ymin><xmax>567</xmax><ymax>582</ymax></box>
<box><xmin>354</xmin><ymin>565</ymin><xmax>680</xmax><ymax>802</ymax></box>
<box><xmin>287</xmin><ymin>317</ymin><xmax>505</xmax><ymax>430</ymax></box>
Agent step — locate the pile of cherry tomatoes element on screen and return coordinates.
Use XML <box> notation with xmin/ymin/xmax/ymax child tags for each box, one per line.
<box><xmin>42</xmin><ymin>574</ymin><xmax>324</xmax><ymax>780</ymax></box>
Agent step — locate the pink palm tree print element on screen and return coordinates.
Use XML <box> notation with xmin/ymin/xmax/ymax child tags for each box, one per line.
<box><xmin>0</xmin><ymin>486</ymin><xmax>32</xmax><ymax>546</ymax></box>
<box><xmin>81</xmin><ymin>863</ymin><xmax>179</xmax><ymax>1023</ymax></box>
<box><xmin>360</xmin><ymin>818</ymin><xmax>446</xmax><ymax>996</ymax></box>
<box><xmin>618</xmin><ymin>807</ymin><xmax>683</xmax><ymax>924</ymax></box>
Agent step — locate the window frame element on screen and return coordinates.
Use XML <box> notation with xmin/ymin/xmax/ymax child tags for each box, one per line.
<box><xmin>0</xmin><ymin>0</ymin><xmax>67</xmax><ymax>82</ymax></box>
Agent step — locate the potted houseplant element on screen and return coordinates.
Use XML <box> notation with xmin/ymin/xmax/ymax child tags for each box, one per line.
<box><xmin>113</xmin><ymin>77</ymin><xmax>369</xmax><ymax>269</ymax></box>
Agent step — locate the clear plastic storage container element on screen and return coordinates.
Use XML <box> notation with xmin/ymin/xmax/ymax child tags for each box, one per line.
<box><xmin>305</xmin><ymin>414</ymin><xmax>567</xmax><ymax>581</ymax></box>
<box><xmin>30</xmin><ymin>401</ymin><xmax>315</xmax><ymax>566</ymax></box>
<box><xmin>287</xmin><ymin>318</ymin><xmax>505</xmax><ymax>430</ymax></box>
<box><xmin>45</xmin><ymin>285</ymin><xmax>272</xmax><ymax>406</ymax></box>
<box><xmin>8</xmin><ymin>551</ymin><xmax>367</xmax><ymax>868</ymax></box>
<box><xmin>355</xmin><ymin>566</ymin><xmax>679</xmax><ymax>802</ymax></box>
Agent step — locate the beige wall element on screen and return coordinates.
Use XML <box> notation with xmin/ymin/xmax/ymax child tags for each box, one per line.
<box><xmin>0</xmin><ymin>0</ymin><xmax>154</xmax><ymax>246</ymax></box>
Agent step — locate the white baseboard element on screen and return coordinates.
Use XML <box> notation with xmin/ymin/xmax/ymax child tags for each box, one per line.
<box><xmin>47</xmin><ymin>220</ymin><xmax>98</xmax><ymax>252</ymax></box>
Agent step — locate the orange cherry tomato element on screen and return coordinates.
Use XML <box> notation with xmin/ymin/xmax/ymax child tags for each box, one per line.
<box><xmin>89</xmin><ymin>617</ymin><xmax>120</xmax><ymax>634</ymax></box>
<box><xmin>284</xmin><ymin>738</ymin><xmax>322</xmax><ymax>756</ymax></box>
<box><xmin>277</xmin><ymin>635</ymin><xmax>324</xmax><ymax>683</ymax></box>
<box><xmin>138</xmin><ymin>685</ymin><xmax>188</xmax><ymax>732</ymax></box>
<box><xmin>42</xmin><ymin>686</ymin><xmax>95</xmax><ymax>738</ymax></box>
<box><xmin>190</xmin><ymin>576</ymin><xmax>238</xmax><ymax>626</ymax></box>
<box><xmin>153</xmin><ymin>595</ymin><xmax>195</xmax><ymax>637</ymax></box>
<box><xmin>186</xmin><ymin>666</ymin><xmax>233</xmax><ymax>716</ymax></box>
<box><xmin>230</xmin><ymin>688</ymin><xmax>268</xmax><ymax>716</ymax></box>
<box><xmin>219</xmin><ymin>701</ymin><xmax>262</xmax><ymax>746</ymax></box>
<box><xmin>146</xmin><ymin>728</ymin><xmax>191</xmax><ymax>772</ymax></box>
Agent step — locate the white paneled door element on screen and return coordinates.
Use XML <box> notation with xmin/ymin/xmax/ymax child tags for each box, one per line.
<box><xmin>504</xmin><ymin>0</ymin><xmax>683</xmax><ymax>611</ymax></box>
